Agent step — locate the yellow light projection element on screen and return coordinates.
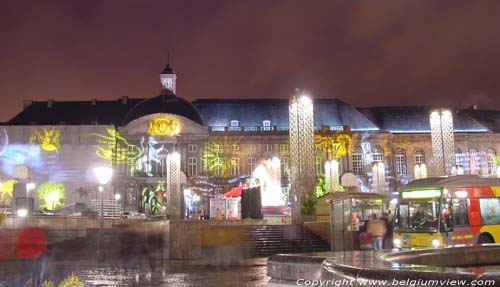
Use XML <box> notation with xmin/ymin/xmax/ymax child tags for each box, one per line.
<box><xmin>29</xmin><ymin>128</ymin><xmax>61</xmax><ymax>153</ymax></box>
<box><xmin>0</xmin><ymin>179</ymin><xmax>17</xmax><ymax>205</ymax></box>
<box><xmin>148</xmin><ymin>115</ymin><xmax>180</xmax><ymax>136</ymax></box>
<box><xmin>93</xmin><ymin>129</ymin><xmax>144</xmax><ymax>163</ymax></box>
<box><xmin>314</xmin><ymin>133</ymin><xmax>351</xmax><ymax>160</ymax></box>
<box><xmin>202</xmin><ymin>136</ymin><xmax>240</xmax><ymax>177</ymax></box>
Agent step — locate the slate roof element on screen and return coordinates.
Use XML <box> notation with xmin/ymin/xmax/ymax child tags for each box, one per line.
<box><xmin>191</xmin><ymin>98</ymin><xmax>379</xmax><ymax>131</ymax></box>
<box><xmin>357</xmin><ymin>106</ymin><xmax>489</xmax><ymax>133</ymax></box>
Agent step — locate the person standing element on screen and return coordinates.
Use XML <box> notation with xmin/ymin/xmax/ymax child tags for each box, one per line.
<box><xmin>366</xmin><ymin>214</ymin><xmax>387</xmax><ymax>250</ymax></box>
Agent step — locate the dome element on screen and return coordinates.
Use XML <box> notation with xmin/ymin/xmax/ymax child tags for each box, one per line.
<box><xmin>122</xmin><ymin>91</ymin><xmax>203</xmax><ymax>125</ymax></box>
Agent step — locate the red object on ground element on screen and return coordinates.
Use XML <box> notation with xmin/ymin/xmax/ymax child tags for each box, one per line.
<box><xmin>223</xmin><ymin>186</ymin><xmax>243</xmax><ymax>197</ymax></box>
<box><xmin>15</xmin><ymin>227</ymin><xmax>48</xmax><ymax>259</ymax></box>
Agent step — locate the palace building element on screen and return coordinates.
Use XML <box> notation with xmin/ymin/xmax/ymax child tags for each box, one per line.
<box><xmin>1</xmin><ymin>63</ymin><xmax>500</xmax><ymax>217</ymax></box>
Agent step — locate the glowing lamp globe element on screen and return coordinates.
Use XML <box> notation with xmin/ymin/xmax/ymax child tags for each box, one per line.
<box><xmin>93</xmin><ymin>166</ymin><xmax>113</xmax><ymax>185</ymax></box>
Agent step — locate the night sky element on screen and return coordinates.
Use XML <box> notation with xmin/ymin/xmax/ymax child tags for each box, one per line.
<box><xmin>2</xmin><ymin>0</ymin><xmax>500</xmax><ymax>122</ymax></box>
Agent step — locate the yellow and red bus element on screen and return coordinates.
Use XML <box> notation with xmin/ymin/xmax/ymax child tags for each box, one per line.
<box><xmin>393</xmin><ymin>175</ymin><xmax>500</xmax><ymax>248</ymax></box>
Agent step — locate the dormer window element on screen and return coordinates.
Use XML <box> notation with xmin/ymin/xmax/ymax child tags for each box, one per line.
<box><xmin>229</xmin><ymin>120</ymin><xmax>240</xmax><ymax>131</ymax></box>
<box><xmin>262</xmin><ymin>120</ymin><xmax>272</xmax><ymax>131</ymax></box>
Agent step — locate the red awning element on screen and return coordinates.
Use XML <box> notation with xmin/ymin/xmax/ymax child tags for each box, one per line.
<box><xmin>223</xmin><ymin>186</ymin><xmax>243</xmax><ymax>197</ymax></box>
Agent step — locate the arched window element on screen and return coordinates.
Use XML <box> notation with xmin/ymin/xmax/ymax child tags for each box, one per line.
<box><xmin>372</xmin><ymin>146</ymin><xmax>384</xmax><ymax>162</ymax></box>
<box><xmin>352</xmin><ymin>147</ymin><xmax>363</xmax><ymax>175</ymax></box>
<box><xmin>487</xmin><ymin>148</ymin><xmax>496</xmax><ymax>174</ymax></box>
<box><xmin>469</xmin><ymin>149</ymin><xmax>480</xmax><ymax>175</ymax></box>
<box><xmin>414</xmin><ymin>149</ymin><xmax>425</xmax><ymax>164</ymax></box>
<box><xmin>395</xmin><ymin>149</ymin><xmax>407</xmax><ymax>175</ymax></box>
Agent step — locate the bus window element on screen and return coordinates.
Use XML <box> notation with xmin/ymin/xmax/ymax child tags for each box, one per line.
<box><xmin>479</xmin><ymin>198</ymin><xmax>500</xmax><ymax>225</ymax></box>
<box><xmin>451</xmin><ymin>199</ymin><xmax>469</xmax><ymax>226</ymax></box>
<box><xmin>397</xmin><ymin>204</ymin><xmax>409</xmax><ymax>230</ymax></box>
<box><xmin>441</xmin><ymin>200</ymin><xmax>452</xmax><ymax>231</ymax></box>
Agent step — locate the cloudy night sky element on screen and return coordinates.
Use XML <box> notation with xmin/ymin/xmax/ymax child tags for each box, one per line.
<box><xmin>1</xmin><ymin>0</ymin><xmax>500</xmax><ymax>122</ymax></box>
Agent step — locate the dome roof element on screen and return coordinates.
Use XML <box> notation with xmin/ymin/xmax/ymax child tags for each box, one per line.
<box><xmin>122</xmin><ymin>91</ymin><xmax>203</xmax><ymax>125</ymax></box>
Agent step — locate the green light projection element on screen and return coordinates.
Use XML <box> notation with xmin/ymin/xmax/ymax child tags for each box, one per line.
<box><xmin>141</xmin><ymin>181</ymin><xmax>165</xmax><ymax>215</ymax></box>
<box><xmin>37</xmin><ymin>181</ymin><xmax>65</xmax><ymax>210</ymax></box>
<box><xmin>202</xmin><ymin>136</ymin><xmax>240</xmax><ymax>177</ymax></box>
<box><xmin>93</xmin><ymin>129</ymin><xmax>144</xmax><ymax>164</ymax></box>
<box><xmin>0</xmin><ymin>179</ymin><xmax>17</xmax><ymax>205</ymax></box>
<box><xmin>29</xmin><ymin>128</ymin><xmax>61</xmax><ymax>153</ymax></box>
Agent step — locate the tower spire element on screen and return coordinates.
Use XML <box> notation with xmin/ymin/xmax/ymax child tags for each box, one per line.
<box><xmin>160</xmin><ymin>53</ymin><xmax>177</xmax><ymax>93</ymax></box>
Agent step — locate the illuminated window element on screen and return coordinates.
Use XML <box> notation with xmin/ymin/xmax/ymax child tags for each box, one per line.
<box><xmin>279</xmin><ymin>144</ymin><xmax>289</xmax><ymax>152</ymax></box>
<box><xmin>395</xmin><ymin>149</ymin><xmax>407</xmax><ymax>175</ymax></box>
<box><xmin>372</xmin><ymin>146</ymin><xmax>383</xmax><ymax>162</ymax></box>
<box><xmin>127</xmin><ymin>145</ymin><xmax>138</xmax><ymax>176</ymax></box>
<box><xmin>215</xmin><ymin>187</ymin><xmax>223</xmax><ymax>195</ymax></box>
<box><xmin>188</xmin><ymin>157</ymin><xmax>198</xmax><ymax>176</ymax></box>
<box><xmin>214</xmin><ymin>158</ymin><xmax>223</xmax><ymax>176</ymax></box>
<box><xmin>451</xmin><ymin>199</ymin><xmax>469</xmax><ymax>226</ymax></box>
<box><xmin>480</xmin><ymin>198</ymin><xmax>500</xmax><ymax>225</ymax></box>
<box><xmin>156</xmin><ymin>151</ymin><xmax>169</xmax><ymax>177</ymax></box>
<box><xmin>352</xmin><ymin>147</ymin><xmax>363</xmax><ymax>175</ymax></box>
<box><xmin>262</xmin><ymin>120</ymin><xmax>272</xmax><ymax>131</ymax></box>
<box><xmin>188</xmin><ymin>144</ymin><xmax>198</xmax><ymax>153</ymax></box>
<box><xmin>415</xmin><ymin>149</ymin><xmax>425</xmax><ymax>164</ymax></box>
<box><xmin>247</xmin><ymin>157</ymin><xmax>256</xmax><ymax>174</ymax></box>
<box><xmin>315</xmin><ymin>145</ymin><xmax>322</xmax><ymax>152</ymax></box>
<box><xmin>455</xmin><ymin>148</ymin><xmax>464</xmax><ymax>166</ymax></box>
<box><xmin>469</xmin><ymin>149</ymin><xmax>480</xmax><ymax>175</ymax></box>
<box><xmin>230</xmin><ymin>120</ymin><xmax>239</xmax><ymax>127</ymax></box>
<box><xmin>315</xmin><ymin>156</ymin><xmax>323</xmax><ymax>174</ymax></box>
<box><xmin>232</xmin><ymin>144</ymin><xmax>240</xmax><ymax>152</ymax></box>
<box><xmin>213</xmin><ymin>144</ymin><xmax>222</xmax><ymax>153</ymax></box>
<box><xmin>281</xmin><ymin>157</ymin><xmax>289</xmax><ymax>175</ymax></box>
<box><xmin>248</xmin><ymin>144</ymin><xmax>256</xmax><ymax>153</ymax></box>
<box><xmin>264</xmin><ymin>144</ymin><xmax>273</xmax><ymax>152</ymax></box>
<box><xmin>487</xmin><ymin>148</ymin><xmax>496</xmax><ymax>174</ymax></box>
<box><xmin>231</xmin><ymin>158</ymin><xmax>240</xmax><ymax>176</ymax></box>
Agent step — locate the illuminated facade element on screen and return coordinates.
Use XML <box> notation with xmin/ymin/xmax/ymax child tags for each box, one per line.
<box><xmin>2</xmin><ymin>64</ymin><xmax>500</xmax><ymax>215</ymax></box>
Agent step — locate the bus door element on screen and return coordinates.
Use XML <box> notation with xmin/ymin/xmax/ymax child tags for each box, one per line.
<box><xmin>441</xmin><ymin>198</ymin><xmax>473</xmax><ymax>245</ymax></box>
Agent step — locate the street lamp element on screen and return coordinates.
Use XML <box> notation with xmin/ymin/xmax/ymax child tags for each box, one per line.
<box><xmin>93</xmin><ymin>166</ymin><xmax>113</xmax><ymax>261</ymax></box>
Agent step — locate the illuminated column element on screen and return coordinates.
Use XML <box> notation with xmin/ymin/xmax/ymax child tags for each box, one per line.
<box><xmin>289</xmin><ymin>94</ymin><xmax>315</xmax><ymax>223</ymax></box>
<box><xmin>430</xmin><ymin>109</ymin><xmax>455</xmax><ymax>176</ymax></box>
<box><xmin>167</xmin><ymin>152</ymin><xmax>181</xmax><ymax>219</ymax></box>
<box><xmin>325</xmin><ymin>160</ymin><xmax>340</xmax><ymax>193</ymax></box>
<box><xmin>372</xmin><ymin>162</ymin><xmax>385</xmax><ymax>193</ymax></box>
<box><xmin>414</xmin><ymin>163</ymin><xmax>428</xmax><ymax>179</ymax></box>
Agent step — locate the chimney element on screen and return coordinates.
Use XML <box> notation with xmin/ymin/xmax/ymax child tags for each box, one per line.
<box><xmin>91</xmin><ymin>99</ymin><xmax>97</xmax><ymax>106</ymax></box>
<box><xmin>47</xmin><ymin>99</ymin><xmax>54</xmax><ymax>108</ymax></box>
<box><xmin>23</xmin><ymin>100</ymin><xmax>33</xmax><ymax>109</ymax></box>
<box><xmin>121</xmin><ymin>96</ymin><xmax>128</xmax><ymax>105</ymax></box>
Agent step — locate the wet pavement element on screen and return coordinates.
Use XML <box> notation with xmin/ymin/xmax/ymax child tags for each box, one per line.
<box><xmin>0</xmin><ymin>257</ymin><xmax>269</xmax><ymax>287</ymax></box>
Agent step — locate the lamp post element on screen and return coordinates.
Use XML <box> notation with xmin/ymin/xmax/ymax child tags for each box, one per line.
<box><xmin>93</xmin><ymin>166</ymin><xmax>113</xmax><ymax>261</ymax></box>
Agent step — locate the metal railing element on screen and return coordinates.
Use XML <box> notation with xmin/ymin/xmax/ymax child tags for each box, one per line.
<box><xmin>90</xmin><ymin>200</ymin><xmax>122</xmax><ymax>218</ymax></box>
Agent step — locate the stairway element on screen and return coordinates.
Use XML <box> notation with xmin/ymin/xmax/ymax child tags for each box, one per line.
<box><xmin>244</xmin><ymin>224</ymin><xmax>330</xmax><ymax>257</ymax></box>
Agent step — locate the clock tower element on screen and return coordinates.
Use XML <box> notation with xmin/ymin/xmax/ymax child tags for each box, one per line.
<box><xmin>160</xmin><ymin>63</ymin><xmax>177</xmax><ymax>94</ymax></box>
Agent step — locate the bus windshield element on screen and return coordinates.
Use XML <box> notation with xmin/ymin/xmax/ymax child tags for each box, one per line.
<box><xmin>397</xmin><ymin>199</ymin><xmax>440</xmax><ymax>233</ymax></box>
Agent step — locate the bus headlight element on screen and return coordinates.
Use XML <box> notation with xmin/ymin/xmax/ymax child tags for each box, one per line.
<box><xmin>393</xmin><ymin>238</ymin><xmax>402</xmax><ymax>247</ymax></box>
<box><xmin>432</xmin><ymin>239</ymin><xmax>440</xmax><ymax>247</ymax></box>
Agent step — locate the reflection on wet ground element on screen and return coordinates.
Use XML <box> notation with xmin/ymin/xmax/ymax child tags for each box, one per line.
<box><xmin>0</xmin><ymin>257</ymin><xmax>269</xmax><ymax>287</ymax></box>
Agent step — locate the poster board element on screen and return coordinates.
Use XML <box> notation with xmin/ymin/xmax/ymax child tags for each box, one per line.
<box><xmin>226</xmin><ymin>198</ymin><xmax>240</xmax><ymax>220</ymax></box>
<box><xmin>210</xmin><ymin>198</ymin><xmax>226</xmax><ymax>219</ymax></box>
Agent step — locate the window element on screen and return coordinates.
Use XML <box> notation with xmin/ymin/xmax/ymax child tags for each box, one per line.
<box><xmin>395</xmin><ymin>149</ymin><xmax>407</xmax><ymax>175</ymax></box>
<box><xmin>188</xmin><ymin>157</ymin><xmax>198</xmax><ymax>176</ymax></box>
<box><xmin>455</xmin><ymin>148</ymin><xmax>464</xmax><ymax>166</ymax></box>
<box><xmin>215</xmin><ymin>187</ymin><xmax>224</xmax><ymax>195</ymax></box>
<box><xmin>352</xmin><ymin>147</ymin><xmax>363</xmax><ymax>175</ymax></box>
<box><xmin>487</xmin><ymin>148</ymin><xmax>496</xmax><ymax>174</ymax></box>
<box><xmin>247</xmin><ymin>157</ymin><xmax>256</xmax><ymax>174</ymax></box>
<box><xmin>232</xmin><ymin>144</ymin><xmax>240</xmax><ymax>152</ymax></box>
<box><xmin>231</xmin><ymin>158</ymin><xmax>240</xmax><ymax>176</ymax></box>
<box><xmin>230</xmin><ymin>120</ymin><xmax>239</xmax><ymax>127</ymax></box>
<box><xmin>279</xmin><ymin>144</ymin><xmax>289</xmax><ymax>152</ymax></box>
<box><xmin>264</xmin><ymin>144</ymin><xmax>273</xmax><ymax>152</ymax></box>
<box><xmin>213</xmin><ymin>144</ymin><xmax>221</xmax><ymax>153</ymax></box>
<box><xmin>480</xmin><ymin>198</ymin><xmax>500</xmax><ymax>225</ymax></box>
<box><xmin>127</xmin><ymin>145</ymin><xmax>138</xmax><ymax>176</ymax></box>
<box><xmin>372</xmin><ymin>146</ymin><xmax>383</xmax><ymax>162</ymax></box>
<box><xmin>315</xmin><ymin>156</ymin><xmax>323</xmax><ymax>174</ymax></box>
<box><xmin>188</xmin><ymin>144</ymin><xmax>198</xmax><ymax>153</ymax></box>
<box><xmin>262</xmin><ymin>120</ymin><xmax>272</xmax><ymax>131</ymax></box>
<box><xmin>414</xmin><ymin>149</ymin><xmax>425</xmax><ymax>164</ymax></box>
<box><xmin>469</xmin><ymin>149</ymin><xmax>480</xmax><ymax>175</ymax></box>
<box><xmin>214</xmin><ymin>158</ymin><xmax>223</xmax><ymax>176</ymax></box>
<box><xmin>248</xmin><ymin>144</ymin><xmax>256</xmax><ymax>153</ymax></box>
<box><xmin>280</xmin><ymin>157</ymin><xmax>289</xmax><ymax>175</ymax></box>
<box><xmin>451</xmin><ymin>199</ymin><xmax>469</xmax><ymax>226</ymax></box>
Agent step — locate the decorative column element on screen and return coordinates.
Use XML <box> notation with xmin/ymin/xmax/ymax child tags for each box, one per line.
<box><xmin>430</xmin><ymin>109</ymin><xmax>455</xmax><ymax>176</ymax></box>
<box><xmin>325</xmin><ymin>160</ymin><xmax>339</xmax><ymax>193</ymax></box>
<box><xmin>289</xmin><ymin>94</ymin><xmax>315</xmax><ymax>223</ymax></box>
<box><xmin>167</xmin><ymin>152</ymin><xmax>181</xmax><ymax>219</ymax></box>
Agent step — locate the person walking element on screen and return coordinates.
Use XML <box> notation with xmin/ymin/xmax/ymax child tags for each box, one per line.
<box><xmin>366</xmin><ymin>214</ymin><xmax>387</xmax><ymax>250</ymax></box>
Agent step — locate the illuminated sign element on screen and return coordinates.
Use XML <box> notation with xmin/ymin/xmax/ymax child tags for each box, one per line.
<box><xmin>401</xmin><ymin>189</ymin><xmax>441</xmax><ymax>199</ymax></box>
<box><xmin>29</xmin><ymin>128</ymin><xmax>60</xmax><ymax>153</ymax></box>
<box><xmin>148</xmin><ymin>115</ymin><xmax>180</xmax><ymax>136</ymax></box>
<box><xmin>93</xmin><ymin>129</ymin><xmax>144</xmax><ymax>163</ymax></box>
